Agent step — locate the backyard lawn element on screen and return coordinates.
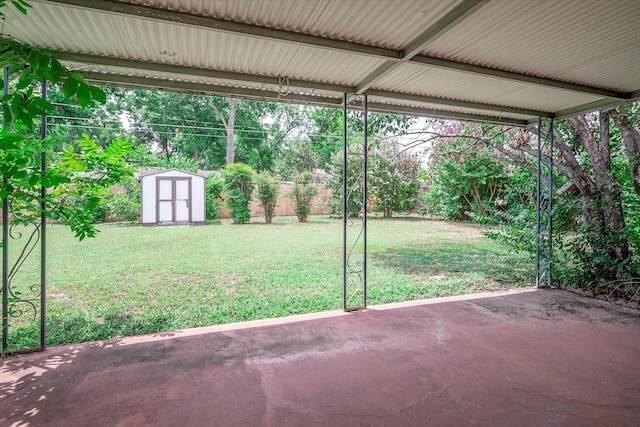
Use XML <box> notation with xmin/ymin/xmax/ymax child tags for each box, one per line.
<box><xmin>9</xmin><ymin>216</ymin><xmax>533</xmax><ymax>347</ymax></box>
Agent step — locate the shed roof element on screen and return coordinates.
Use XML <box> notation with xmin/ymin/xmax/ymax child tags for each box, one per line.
<box><xmin>6</xmin><ymin>0</ymin><xmax>640</xmax><ymax>126</ymax></box>
<box><xmin>138</xmin><ymin>167</ymin><xmax>207</xmax><ymax>178</ymax></box>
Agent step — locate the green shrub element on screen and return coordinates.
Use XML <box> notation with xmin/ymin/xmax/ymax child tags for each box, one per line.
<box><xmin>205</xmin><ymin>172</ymin><xmax>225</xmax><ymax>220</ymax></box>
<box><xmin>325</xmin><ymin>143</ymin><xmax>364</xmax><ymax>216</ymax></box>
<box><xmin>221</xmin><ymin>163</ymin><xmax>255</xmax><ymax>223</ymax></box>
<box><xmin>106</xmin><ymin>177</ymin><xmax>140</xmax><ymax>221</ymax></box>
<box><xmin>107</xmin><ymin>192</ymin><xmax>139</xmax><ymax>221</ymax></box>
<box><xmin>65</xmin><ymin>193</ymin><xmax>109</xmax><ymax>223</ymax></box>
<box><xmin>287</xmin><ymin>171</ymin><xmax>319</xmax><ymax>223</ymax></box>
<box><xmin>255</xmin><ymin>172</ymin><xmax>280</xmax><ymax>223</ymax></box>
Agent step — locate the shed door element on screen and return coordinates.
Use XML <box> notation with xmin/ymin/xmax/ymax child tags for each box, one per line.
<box><xmin>157</xmin><ymin>177</ymin><xmax>191</xmax><ymax>223</ymax></box>
<box><xmin>175</xmin><ymin>179</ymin><xmax>190</xmax><ymax>222</ymax></box>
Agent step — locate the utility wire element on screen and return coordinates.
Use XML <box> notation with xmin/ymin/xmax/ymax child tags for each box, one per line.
<box><xmin>50</xmin><ymin>101</ymin><xmax>289</xmax><ymax>133</ymax></box>
<box><xmin>47</xmin><ymin>117</ymin><xmax>343</xmax><ymax>140</ymax></box>
<box><xmin>46</xmin><ymin>123</ymin><xmax>275</xmax><ymax>141</ymax></box>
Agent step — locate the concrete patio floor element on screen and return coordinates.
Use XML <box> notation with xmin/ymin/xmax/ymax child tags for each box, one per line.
<box><xmin>2</xmin><ymin>288</ymin><xmax>640</xmax><ymax>426</ymax></box>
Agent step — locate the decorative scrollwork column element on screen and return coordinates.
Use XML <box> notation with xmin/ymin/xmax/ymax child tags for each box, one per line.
<box><xmin>343</xmin><ymin>93</ymin><xmax>367</xmax><ymax>311</ymax></box>
<box><xmin>1</xmin><ymin>71</ymin><xmax>47</xmax><ymax>355</ymax></box>
<box><xmin>536</xmin><ymin>117</ymin><xmax>554</xmax><ymax>288</ymax></box>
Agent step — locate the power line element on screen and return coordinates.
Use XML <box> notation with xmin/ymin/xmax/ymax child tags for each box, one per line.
<box><xmin>48</xmin><ymin>102</ymin><xmax>416</xmax><ymax>141</ymax></box>
<box><xmin>47</xmin><ymin>117</ymin><xmax>343</xmax><ymax>140</ymax></box>
<box><xmin>46</xmin><ymin>123</ymin><xmax>276</xmax><ymax>142</ymax></box>
<box><xmin>50</xmin><ymin>101</ymin><xmax>288</xmax><ymax>133</ymax></box>
<box><xmin>49</xmin><ymin>114</ymin><xmax>268</xmax><ymax>135</ymax></box>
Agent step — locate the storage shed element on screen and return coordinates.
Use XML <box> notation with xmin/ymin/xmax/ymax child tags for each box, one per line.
<box><xmin>139</xmin><ymin>168</ymin><xmax>206</xmax><ymax>226</ymax></box>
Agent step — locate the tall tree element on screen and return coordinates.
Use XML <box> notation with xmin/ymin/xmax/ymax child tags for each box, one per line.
<box><xmin>124</xmin><ymin>91</ymin><xmax>273</xmax><ymax>171</ymax></box>
<box><xmin>47</xmin><ymin>85</ymin><xmax>127</xmax><ymax>150</ymax></box>
<box><xmin>308</xmin><ymin>107</ymin><xmax>415</xmax><ymax>168</ymax></box>
<box><xmin>221</xmin><ymin>98</ymin><xmax>236</xmax><ymax>164</ymax></box>
<box><xmin>563</xmin><ymin>113</ymin><xmax>628</xmax><ymax>261</ymax></box>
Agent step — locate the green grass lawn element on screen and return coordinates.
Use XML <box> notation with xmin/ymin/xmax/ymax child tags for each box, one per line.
<box><xmin>6</xmin><ymin>216</ymin><xmax>533</xmax><ymax>347</ymax></box>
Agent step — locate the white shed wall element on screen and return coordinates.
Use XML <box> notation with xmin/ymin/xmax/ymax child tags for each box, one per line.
<box><xmin>191</xmin><ymin>176</ymin><xmax>206</xmax><ymax>223</ymax></box>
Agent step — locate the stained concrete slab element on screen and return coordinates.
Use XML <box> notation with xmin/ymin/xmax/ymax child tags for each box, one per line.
<box><xmin>2</xmin><ymin>288</ymin><xmax>640</xmax><ymax>426</ymax></box>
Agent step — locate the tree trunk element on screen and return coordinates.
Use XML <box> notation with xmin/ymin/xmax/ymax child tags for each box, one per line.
<box><xmin>263</xmin><ymin>201</ymin><xmax>274</xmax><ymax>224</ymax></box>
<box><xmin>471</xmin><ymin>180</ymin><xmax>487</xmax><ymax>215</ymax></box>
<box><xmin>569</xmin><ymin>113</ymin><xmax>629</xmax><ymax>262</ymax></box>
<box><xmin>161</xmin><ymin>138</ymin><xmax>170</xmax><ymax>161</ymax></box>
<box><xmin>209</xmin><ymin>97</ymin><xmax>237</xmax><ymax>165</ymax></box>
<box><xmin>225</xmin><ymin>98</ymin><xmax>237</xmax><ymax>165</ymax></box>
<box><xmin>383</xmin><ymin>202</ymin><xmax>392</xmax><ymax>218</ymax></box>
<box><xmin>611</xmin><ymin>110</ymin><xmax>640</xmax><ymax>196</ymax></box>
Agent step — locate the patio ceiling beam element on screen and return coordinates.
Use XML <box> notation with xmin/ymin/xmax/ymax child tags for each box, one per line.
<box><xmin>355</xmin><ymin>0</ymin><xmax>488</xmax><ymax>94</ymax></box>
<box><xmin>550</xmin><ymin>94</ymin><xmax>640</xmax><ymax>121</ymax></box>
<box><xmin>43</xmin><ymin>0</ymin><xmax>401</xmax><ymax>60</ymax></box>
<box><xmin>81</xmin><ymin>72</ymin><xmax>345</xmax><ymax>107</ymax></box>
<box><xmin>411</xmin><ymin>56</ymin><xmax>629</xmax><ymax>100</ymax></box>
<box><xmin>55</xmin><ymin>50</ymin><xmax>542</xmax><ymax>118</ymax></box>
<box><xmin>366</xmin><ymin>102</ymin><xmax>529</xmax><ymax>126</ymax></box>
<box><xmin>82</xmin><ymin>72</ymin><xmax>527</xmax><ymax>126</ymax></box>
<box><xmin>366</xmin><ymin>88</ymin><xmax>549</xmax><ymax>118</ymax></box>
<box><xmin>53</xmin><ymin>51</ymin><xmax>356</xmax><ymax>93</ymax></box>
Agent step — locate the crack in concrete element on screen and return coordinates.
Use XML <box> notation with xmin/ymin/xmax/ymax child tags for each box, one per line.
<box><xmin>510</xmin><ymin>386</ymin><xmax>640</xmax><ymax>410</ymax></box>
<box><xmin>400</xmin><ymin>366</ymin><xmax>456</xmax><ymax>413</ymax></box>
<box><xmin>266</xmin><ymin>410</ymin><xmax>389</xmax><ymax>426</ymax></box>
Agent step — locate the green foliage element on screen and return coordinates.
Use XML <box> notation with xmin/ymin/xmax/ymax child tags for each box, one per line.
<box><xmin>424</xmin><ymin>138</ymin><xmax>510</xmax><ymax>221</ymax></box>
<box><xmin>1</xmin><ymin>28</ymin><xmax>133</xmax><ymax>240</ymax></box>
<box><xmin>47</xmin><ymin>85</ymin><xmax>128</xmax><ymax>150</ymax></box>
<box><xmin>234</xmin><ymin>100</ymin><xmax>279</xmax><ymax>172</ymax></box>
<box><xmin>1</xmin><ymin>38</ymin><xmax>100</xmax><ymax>118</ymax></box>
<box><xmin>205</xmin><ymin>171</ymin><xmax>224</xmax><ymax>220</ymax></box>
<box><xmin>124</xmin><ymin>91</ymin><xmax>276</xmax><ymax>171</ymax></box>
<box><xmin>126</xmin><ymin>143</ymin><xmax>200</xmax><ymax>172</ymax></box>
<box><xmin>221</xmin><ymin>162</ymin><xmax>255</xmax><ymax>223</ymax></box>
<box><xmin>106</xmin><ymin>176</ymin><xmax>140</xmax><ymax>221</ymax></box>
<box><xmin>62</xmin><ymin>192</ymin><xmax>108</xmax><ymax>223</ymax></box>
<box><xmin>287</xmin><ymin>171</ymin><xmax>318</xmax><ymax>222</ymax></box>
<box><xmin>308</xmin><ymin>107</ymin><xmax>414</xmax><ymax>168</ymax></box>
<box><xmin>48</xmin><ymin>135</ymin><xmax>134</xmax><ymax>238</ymax></box>
<box><xmin>368</xmin><ymin>140</ymin><xmax>423</xmax><ymax>217</ymax></box>
<box><xmin>325</xmin><ymin>141</ymin><xmax>364</xmax><ymax>216</ymax></box>
<box><xmin>162</xmin><ymin>154</ymin><xmax>200</xmax><ymax>172</ymax></box>
<box><xmin>124</xmin><ymin>90</ymin><xmax>225</xmax><ymax>168</ymax></box>
<box><xmin>614</xmin><ymin>144</ymin><xmax>640</xmax><ymax>251</ymax></box>
<box><xmin>254</xmin><ymin>172</ymin><xmax>280</xmax><ymax>223</ymax></box>
<box><xmin>0</xmin><ymin>0</ymin><xmax>31</xmax><ymax>16</ymax></box>
<box><xmin>275</xmin><ymin>138</ymin><xmax>319</xmax><ymax>180</ymax></box>
<box><xmin>437</xmin><ymin>114</ymin><xmax>640</xmax><ymax>298</ymax></box>
<box><xmin>326</xmin><ymin>139</ymin><xmax>423</xmax><ymax>217</ymax></box>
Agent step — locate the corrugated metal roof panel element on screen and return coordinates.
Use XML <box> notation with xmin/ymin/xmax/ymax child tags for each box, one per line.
<box><xmin>122</xmin><ymin>0</ymin><xmax>461</xmax><ymax>50</ymax></box>
<box><xmin>5</xmin><ymin>0</ymin><xmax>639</xmax><ymax>124</ymax></box>
<box><xmin>373</xmin><ymin>63</ymin><xmax>602</xmax><ymax>112</ymax></box>
<box><xmin>423</xmin><ymin>0</ymin><xmax>640</xmax><ymax>92</ymax></box>
<box><xmin>6</xmin><ymin>1</ymin><xmax>384</xmax><ymax>85</ymax></box>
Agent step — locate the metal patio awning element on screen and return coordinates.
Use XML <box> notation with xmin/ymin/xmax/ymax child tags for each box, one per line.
<box><xmin>4</xmin><ymin>0</ymin><xmax>640</xmax><ymax>125</ymax></box>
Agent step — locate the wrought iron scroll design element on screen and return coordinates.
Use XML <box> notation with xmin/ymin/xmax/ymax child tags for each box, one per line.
<box><xmin>1</xmin><ymin>73</ymin><xmax>47</xmax><ymax>355</ymax></box>
<box><xmin>342</xmin><ymin>93</ymin><xmax>367</xmax><ymax>311</ymax></box>
<box><xmin>536</xmin><ymin>117</ymin><xmax>554</xmax><ymax>288</ymax></box>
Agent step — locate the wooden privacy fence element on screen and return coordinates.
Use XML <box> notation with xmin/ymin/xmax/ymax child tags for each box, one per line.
<box><xmin>217</xmin><ymin>184</ymin><xmax>333</xmax><ymax>219</ymax></box>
